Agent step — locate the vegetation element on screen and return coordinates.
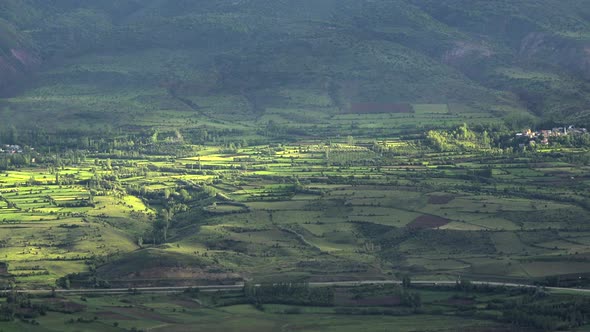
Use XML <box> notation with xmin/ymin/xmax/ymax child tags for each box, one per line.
<box><xmin>0</xmin><ymin>282</ymin><xmax>589</xmax><ymax>331</ymax></box>
<box><xmin>0</xmin><ymin>0</ymin><xmax>590</xmax><ymax>330</ymax></box>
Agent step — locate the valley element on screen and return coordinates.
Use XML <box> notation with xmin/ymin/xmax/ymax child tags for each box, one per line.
<box><xmin>2</xmin><ymin>1</ymin><xmax>590</xmax><ymax>330</ymax></box>
<box><xmin>1</xmin><ymin>128</ymin><xmax>589</xmax><ymax>289</ymax></box>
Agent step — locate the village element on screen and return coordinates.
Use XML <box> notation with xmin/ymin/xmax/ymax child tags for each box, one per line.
<box><xmin>0</xmin><ymin>144</ymin><xmax>23</xmax><ymax>154</ymax></box>
<box><xmin>516</xmin><ymin>125</ymin><xmax>588</xmax><ymax>145</ymax></box>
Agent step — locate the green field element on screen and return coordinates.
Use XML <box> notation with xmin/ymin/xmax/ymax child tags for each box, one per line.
<box><xmin>2</xmin><ymin>282</ymin><xmax>590</xmax><ymax>331</ymax></box>
<box><xmin>1</xmin><ymin>1</ymin><xmax>590</xmax><ymax>330</ymax></box>
<box><xmin>0</xmin><ymin>136</ymin><xmax>588</xmax><ymax>290</ymax></box>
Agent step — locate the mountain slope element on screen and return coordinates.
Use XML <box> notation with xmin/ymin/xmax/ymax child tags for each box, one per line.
<box><xmin>0</xmin><ymin>12</ymin><xmax>39</xmax><ymax>97</ymax></box>
<box><xmin>1</xmin><ymin>0</ymin><xmax>590</xmax><ymax>127</ymax></box>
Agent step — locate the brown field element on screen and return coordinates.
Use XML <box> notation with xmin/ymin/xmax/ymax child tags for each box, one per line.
<box><xmin>334</xmin><ymin>289</ymin><xmax>401</xmax><ymax>306</ymax></box>
<box><xmin>95</xmin><ymin>311</ymin><xmax>133</xmax><ymax>320</ymax></box>
<box><xmin>351</xmin><ymin>296</ymin><xmax>402</xmax><ymax>306</ymax></box>
<box><xmin>407</xmin><ymin>215</ymin><xmax>451</xmax><ymax>229</ymax></box>
<box><xmin>46</xmin><ymin>298</ymin><xmax>86</xmax><ymax>313</ymax></box>
<box><xmin>428</xmin><ymin>195</ymin><xmax>455</xmax><ymax>205</ymax></box>
<box><xmin>172</xmin><ymin>299</ymin><xmax>201</xmax><ymax>309</ymax></box>
<box><xmin>445</xmin><ymin>297</ymin><xmax>476</xmax><ymax>306</ymax></box>
<box><xmin>114</xmin><ymin>306</ymin><xmax>180</xmax><ymax>323</ymax></box>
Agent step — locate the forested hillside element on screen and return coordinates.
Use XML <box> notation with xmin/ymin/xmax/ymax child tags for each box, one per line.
<box><xmin>1</xmin><ymin>0</ymin><xmax>590</xmax><ymax>127</ymax></box>
<box><xmin>2</xmin><ymin>4</ymin><xmax>590</xmax><ymax>331</ymax></box>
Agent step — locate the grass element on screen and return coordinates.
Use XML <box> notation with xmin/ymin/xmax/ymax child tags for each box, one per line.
<box><xmin>10</xmin><ymin>282</ymin><xmax>590</xmax><ymax>331</ymax></box>
<box><xmin>0</xmin><ymin>166</ymin><xmax>149</xmax><ymax>286</ymax></box>
<box><xmin>0</xmin><ymin>138</ymin><xmax>588</xmax><ymax>289</ymax></box>
<box><xmin>1</xmin><ymin>2</ymin><xmax>590</xmax><ymax>329</ymax></box>
<box><xmin>2</xmin><ymin>285</ymin><xmax>526</xmax><ymax>332</ymax></box>
<box><xmin>6</xmin><ymin>304</ymin><xmax>502</xmax><ymax>332</ymax></box>
<box><xmin>0</xmin><ymin>138</ymin><xmax>590</xmax><ymax>331</ymax></box>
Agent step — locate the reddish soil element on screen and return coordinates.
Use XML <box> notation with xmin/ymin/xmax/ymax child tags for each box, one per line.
<box><xmin>151</xmin><ymin>324</ymin><xmax>278</xmax><ymax>332</ymax></box>
<box><xmin>459</xmin><ymin>329</ymin><xmax>517</xmax><ymax>332</ymax></box>
<box><xmin>172</xmin><ymin>299</ymin><xmax>201</xmax><ymax>309</ymax></box>
<box><xmin>407</xmin><ymin>215</ymin><xmax>451</xmax><ymax>229</ymax></box>
<box><xmin>347</xmin><ymin>103</ymin><xmax>414</xmax><ymax>114</ymax></box>
<box><xmin>446</xmin><ymin>297</ymin><xmax>476</xmax><ymax>306</ymax></box>
<box><xmin>427</xmin><ymin>195</ymin><xmax>455</xmax><ymax>205</ymax></box>
<box><xmin>334</xmin><ymin>289</ymin><xmax>401</xmax><ymax>306</ymax></box>
<box><xmin>110</xmin><ymin>306</ymin><xmax>179</xmax><ymax>323</ymax></box>
<box><xmin>95</xmin><ymin>311</ymin><xmax>133</xmax><ymax>320</ymax></box>
<box><xmin>46</xmin><ymin>298</ymin><xmax>86</xmax><ymax>313</ymax></box>
<box><xmin>125</xmin><ymin>267</ymin><xmax>241</xmax><ymax>281</ymax></box>
<box><xmin>353</xmin><ymin>296</ymin><xmax>401</xmax><ymax>306</ymax></box>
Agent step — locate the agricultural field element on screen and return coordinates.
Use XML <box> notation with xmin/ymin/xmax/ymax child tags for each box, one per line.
<box><xmin>0</xmin><ymin>130</ymin><xmax>588</xmax><ymax>291</ymax></box>
<box><xmin>3</xmin><ymin>1</ymin><xmax>590</xmax><ymax>330</ymax></box>
<box><xmin>3</xmin><ymin>282</ymin><xmax>590</xmax><ymax>331</ymax></box>
<box><xmin>0</xmin><ymin>167</ymin><xmax>153</xmax><ymax>287</ymax></box>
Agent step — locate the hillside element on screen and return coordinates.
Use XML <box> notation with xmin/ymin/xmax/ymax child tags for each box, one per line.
<box><xmin>1</xmin><ymin>0</ymin><xmax>590</xmax><ymax>130</ymax></box>
<box><xmin>2</xmin><ymin>3</ymin><xmax>590</xmax><ymax>331</ymax></box>
<box><xmin>0</xmin><ymin>5</ymin><xmax>38</xmax><ymax>97</ymax></box>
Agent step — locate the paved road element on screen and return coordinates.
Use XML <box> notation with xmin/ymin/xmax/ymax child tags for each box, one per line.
<box><xmin>2</xmin><ymin>279</ymin><xmax>589</xmax><ymax>295</ymax></box>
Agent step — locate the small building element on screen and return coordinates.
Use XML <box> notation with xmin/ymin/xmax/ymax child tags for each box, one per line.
<box><xmin>1</xmin><ymin>145</ymin><xmax>23</xmax><ymax>154</ymax></box>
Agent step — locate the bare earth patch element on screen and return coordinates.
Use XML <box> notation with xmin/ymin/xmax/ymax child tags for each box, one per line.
<box><xmin>428</xmin><ymin>195</ymin><xmax>455</xmax><ymax>205</ymax></box>
<box><xmin>171</xmin><ymin>299</ymin><xmax>201</xmax><ymax>309</ymax></box>
<box><xmin>46</xmin><ymin>298</ymin><xmax>86</xmax><ymax>313</ymax></box>
<box><xmin>110</xmin><ymin>306</ymin><xmax>179</xmax><ymax>323</ymax></box>
<box><xmin>446</xmin><ymin>297</ymin><xmax>476</xmax><ymax>306</ymax></box>
<box><xmin>95</xmin><ymin>311</ymin><xmax>133</xmax><ymax>320</ymax></box>
<box><xmin>407</xmin><ymin>215</ymin><xmax>451</xmax><ymax>229</ymax></box>
<box><xmin>334</xmin><ymin>289</ymin><xmax>401</xmax><ymax>306</ymax></box>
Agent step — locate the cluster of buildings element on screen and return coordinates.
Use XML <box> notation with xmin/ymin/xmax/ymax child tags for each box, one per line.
<box><xmin>516</xmin><ymin>126</ymin><xmax>587</xmax><ymax>145</ymax></box>
<box><xmin>0</xmin><ymin>144</ymin><xmax>23</xmax><ymax>154</ymax></box>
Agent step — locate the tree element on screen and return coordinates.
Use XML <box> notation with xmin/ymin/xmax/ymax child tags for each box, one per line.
<box><xmin>426</xmin><ymin>130</ymin><xmax>449</xmax><ymax>151</ymax></box>
<box><xmin>26</xmin><ymin>176</ymin><xmax>37</xmax><ymax>186</ymax></box>
<box><xmin>346</xmin><ymin>135</ymin><xmax>355</xmax><ymax>145</ymax></box>
<box><xmin>481</xmin><ymin>130</ymin><xmax>491</xmax><ymax>147</ymax></box>
<box><xmin>154</xmin><ymin>208</ymin><xmax>174</xmax><ymax>243</ymax></box>
<box><xmin>179</xmin><ymin>189</ymin><xmax>191</xmax><ymax>201</ymax></box>
<box><xmin>402</xmin><ymin>275</ymin><xmax>411</xmax><ymax>288</ymax></box>
<box><xmin>8</xmin><ymin>125</ymin><xmax>18</xmax><ymax>144</ymax></box>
